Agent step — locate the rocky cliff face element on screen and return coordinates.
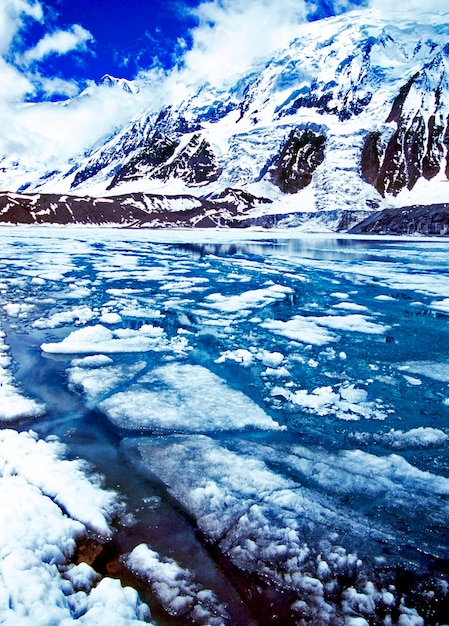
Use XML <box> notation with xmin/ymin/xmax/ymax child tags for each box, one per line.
<box><xmin>348</xmin><ymin>203</ymin><xmax>449</xmax><ymax>235</ymax></box>
<box><xmin>269</xmin><ymin>127</ymin><xmax>326</xmax><ymax>193</ymax></box>
<box><xmin>108</xmin><ymin>132</ymin><xmax>221</xmax><ymax>190</ymax></box>
<box><xmin>361</xmin><ymin>46</ymin><xmax>449</xmax><ymax>197</ymax></box>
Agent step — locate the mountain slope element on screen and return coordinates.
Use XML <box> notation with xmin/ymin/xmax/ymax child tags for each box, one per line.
<box><xmin>2</xmin><ymin>9</ymin><xmax>449</xmax><ymax>231</ymax></box>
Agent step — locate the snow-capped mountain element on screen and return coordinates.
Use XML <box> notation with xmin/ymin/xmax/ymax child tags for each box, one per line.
<box><xmin>2</xmin><ymin>9</ymin><xmax>449</xmax><ymax>231</ymax></box>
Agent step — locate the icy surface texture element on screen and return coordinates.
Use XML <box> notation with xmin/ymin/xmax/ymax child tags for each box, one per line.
<box><xmin>0</xmin><ymin>228</ymin><xmax>449</xmax><ymax>624</ymax></box>
<box><xmin>0</xmin><ymin>430</ymin><xmax>151</xmax><ymax>625</ymax></box>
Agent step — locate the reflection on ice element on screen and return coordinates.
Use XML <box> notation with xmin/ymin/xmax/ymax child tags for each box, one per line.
<box><xmin>1</xmin><ymin>228</ymin><xmax>449</xmax><ymax>624</ymax></box>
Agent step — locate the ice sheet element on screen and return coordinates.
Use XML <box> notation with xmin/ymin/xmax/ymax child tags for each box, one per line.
<box><xmin>124</xmin><ymin>433</ymin><xmax>434</xmax><ymax>623</ymax></box>
<box><xmin>99</xmin><ymin>363</ymin><xmax>284</xmax><ymax>432</ymax></box>
<box><xmin>1</xmin><ymin>229</ymin><xmax>449</xmax><ymax>624</ymax></box>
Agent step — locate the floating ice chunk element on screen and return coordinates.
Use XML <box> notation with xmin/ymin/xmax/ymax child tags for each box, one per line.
<box><xmin>65</xmin><ymin>285</ymin><xmax>92</xmax><ymax>300</ymax></box>
<box><xmin>332</xmin><ymin>302</ymin><xmax>368</xmax><ymax>312</ymax></box>
<box><xmin>256</xmin><ymin>349</ymin><xmax>284</xmax><ymax>367</ymax></box>
<box><xmin>342</xmin><ymin>582</ymin><xmax>379</xmax><ymax>620</ymax></box>
<box><xmin>288</xmin><ymin>383</ymin><xmax>385</xmax><ymax>421</ymax></box>
<box><xmin>374</xmin><ymin>295</ymin><xmax>395</xmax><ymax>301</ymax></box>
<box><xmin>79</xmin><ymin>577</ymin><xmax>151</xmax><ymax>624</ymax></box>
<box><xmin>291</xmin><ymin>386</ymin><xmax>341</xmax><ymax>415</ymax></box>
<box><xmin>215</xmin><ymin>348</ymin><xmax>254</xmax><ymax>366</ymax></box>
<box><xmin>41</xmin><ymin>323</ymin><xmax>184</xmax><ymax>355</ymax></box>
<box><xmin>99</xmin><ymin>312</ymin><xmax>122</xmax><ymax>325</ymax></box>
<box><xmin>68</xmin><ymin>361</ymin><xmax>147</xmax><ymax>404</ymax></box>
<box><xmin>356</xmin><ymin>427</ymin><xmax>449</xmax><ymax>450</ymax></box>
<box><xmin>402</xmin><ymin>375</ymin><xmax>422</xmax><ymax>385</ymax></box>
<box><xmin>71</xmin><ymin>355</ymin><xmax>114</xmax><ymax>368</ymax></box>
<box><xmin>430</xmin><ymin>297</ymin><xmax>449</xmax><ymax>312</ymax></box>
<box><xmin>100</xmin><ymin>363</ymin><xmax>284</xmax><ymax>432</ymax></box>
<box><xmin>33</xmin><ymin>306</ymin><xmax>97</xmax><ymax>329</ymax></box>
<box><xmin>0</xmin><ymin>391</ymin><xmax>46</xmax><ymax>423</ymax></box>
<box><xmin>203</xmin><ymin>284</ymin><xmax>293</xmax><ymax>314</ymax></box>
<box><xmin>125</xmin><ymin>544</ymin><xmax>227</xmax><ymax>623</ymax></box>
<box><xmin>261</xmin><ymin>315</ymin><xmax>336</xmax><ymax>345</ymax></box>
<box><xmin>398</xmin><ymin>602</ymin><xmax>425</xmax><ymax>625</ymax></box>
<box><xmin>262</xmin><ymin>366</ymin><xmax>291</xmax><ymax>378</ymax></box>
<box><xmin>314</xmin><ymin>314</ymin><xmax>389</xmax><ymax>335</ymax></box>
<box><xmin>398</xmin><ymin>361</ymin><xmax>449</xmax><ymax>383</ymax></box>
<box><xmin>3</xmin><ymin>302</ymin><xmax>35</xmax><ymax>318</ymax></box>
<box><xmin>0</xmin><ymin>331</ymin><xmax>46</xmax><ymax>422</ymax></box>
<box><xmin>340</xmin><ymin>385</ymin><xmax>367</xmax><ymax>404</ymax></box>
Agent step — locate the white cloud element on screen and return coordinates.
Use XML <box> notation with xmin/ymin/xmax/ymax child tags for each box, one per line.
<box><xmin>179</xmin><ymin>0</ymin><xmax>309</xmax><ymax>87</ymax></box>
<box><xmin>0</xmin><ymin>56</ymin><xmax>34</xmax><ymax>101</ymax></box>
<box><xmin>369</xmin><ymin>0</ymin><xmax>449</xmax><ymax>14</ymax></box>
<box><xmin>0</xmin><ymin>82</ymin><xmax>155</xmax><ymax>171</ymax></box>
<box><xmin>0</xmin><ymin>0</ymin><xmax>43</xmax><ymax>54</ymax></box>
<box><xmin>22</xmin><ymin>24</ymin><xmax>94</xmax><ymax>64</ymax></box>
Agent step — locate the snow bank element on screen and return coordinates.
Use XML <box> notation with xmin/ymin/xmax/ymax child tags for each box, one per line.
<box><xmin>0</xmin><ymin>430</ymin><xmax>151</xmax><ymax>625</ymax></box>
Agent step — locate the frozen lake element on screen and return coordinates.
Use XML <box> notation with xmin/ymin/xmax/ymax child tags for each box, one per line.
<box><xmin>1</xmin><ymin>227</ymin><xmax>449</xmax><ymax>625</ymax></box>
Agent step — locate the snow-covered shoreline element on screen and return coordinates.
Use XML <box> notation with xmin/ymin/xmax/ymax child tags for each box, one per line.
<box><xmin>0</xmin><ymin>222</ymin><xmax>447</xmax><ymax>242</ymax></box>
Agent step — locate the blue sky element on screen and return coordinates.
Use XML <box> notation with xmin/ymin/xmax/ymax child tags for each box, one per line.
<box><xmin>21</xmin><ymin>0</ymin><xmax>201</xmax><ymax>84</ymax></box>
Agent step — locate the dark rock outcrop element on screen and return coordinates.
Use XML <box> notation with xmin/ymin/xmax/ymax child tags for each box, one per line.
<box><xmin>348</xmin><ymin>203</ymin><xmax>449</xmax><ymax>235</ymax></box>
<box><xmin>270</xmin><ymin>127</ymin><xmax>326</xmax><ymax>193</ymax></box>
<box><xmin>361</xmin><ymin>52</ymin><xmax>449</xmax><ymax>197</ymax></box>
<box><xmin>108</xmin><ymin>132</ymin><xmax>220</xmax><ymax>189</ymax></box>
<box><xmin>0</xmin><ymin>190</ymin><xmax>269</xmax><ymax>228</ymax></box>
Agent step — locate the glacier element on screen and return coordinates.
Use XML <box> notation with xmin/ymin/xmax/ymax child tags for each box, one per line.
<box><xmin>1</xmin><ymin>227</ymin><xmax>449</xmax><ymax>624</ymax></box>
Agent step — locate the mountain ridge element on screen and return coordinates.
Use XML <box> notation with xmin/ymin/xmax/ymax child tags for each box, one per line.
<box><xmin>2</xmin><ymin>9</ymin><xmax>449</xmax><ymax>233</ymax></box>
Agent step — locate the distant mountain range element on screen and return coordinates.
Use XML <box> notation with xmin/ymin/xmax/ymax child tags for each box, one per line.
<box><xmin>2</xmin><ymin>10</ymin><xmax>449</xmax><ymax>233</ymax></box>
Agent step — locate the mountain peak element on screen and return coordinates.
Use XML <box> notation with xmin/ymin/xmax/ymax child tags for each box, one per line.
<box><xmin>98</xmin><ymin>74</ymin><xmax>136</xmax><ymax>94</ymax></box>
